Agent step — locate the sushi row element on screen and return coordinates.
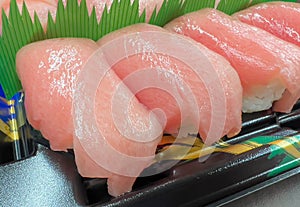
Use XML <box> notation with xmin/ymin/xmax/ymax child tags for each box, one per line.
<box><xmin>13</xmin><ymin>1</ymin><xmax>300</xmax><ymax>197</ymax></box>
<box><xmin>165</xmin><ymin>4</ymin><xmax>300</xmax><ymax>113</ymax></box>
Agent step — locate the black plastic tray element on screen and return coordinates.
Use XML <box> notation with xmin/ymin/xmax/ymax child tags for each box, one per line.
<box><xmin>0</xmin><ymin>101</ymin><xmax>300</xmax><ymax>206</ymax></box>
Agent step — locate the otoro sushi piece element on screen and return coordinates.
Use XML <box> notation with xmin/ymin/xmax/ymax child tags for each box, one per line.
<box><xmin>97</xmin><ymin>23</ymin><xmax>243</xmax><ymax>144</ymax></box>
<box><xmin>0</xmin><ymin>0</ymin><xmax>57</xmax><ymax>34</ymax></box>
<box><xmin>73</xmin><ymin>50</ymin><xmax>163</xmax><ymax>196</ymax></box>
<box><xmin>165</xmin><ymin>8</ymin><xmax>300</xmax><ymax>113</ymax></box>
<box><xmin>16</xmin><ymin>38</ymin><xmax>99</xmax><ymax>151</ymax></box>
<box><xmin>233</xmin><ymin>2</ymin><xmax>300</xmax><ymax>47</ymax></box>
<box><xmin>17</xmin><ymin>37</ymin><xmax>164</xmax><ymax>196</ymax></box>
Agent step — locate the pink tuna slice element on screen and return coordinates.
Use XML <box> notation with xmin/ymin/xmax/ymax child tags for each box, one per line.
<box><xmin>16</xmin><ymin>38</ymin><xmax>99</xmax><ymax>151</ymax></box>
<box><xmin>97</xmin><ymin>23</ymin><xmax>243</xmax><ymax>143</ymax></box>
<box><xmin>164</xmin><ymin>8</ymin><xmax>300</xmax><ymax>113</ymax></box>
<box><xmin>58</xmin><ymin>0</ymin><xmax>164</xmax><ymax>22</ymax></box>
<box><xmin>74</xmin><ymin>138</ymin><xmax>150</xmax><ymax>197</ymax></box>
<box><xmin>0</xmin><ymin>0</ymin><xmax>57</xmax><ymax>34</ymax></box>
<box><xmin>17</xmin><ymin>37</ymin><xmax>163</xmax><ymax>196</ymax></box>
<box><xmin>233</xmin><ymin>2</ymin><xmax>300</xmax><ymax>47</ymax></box>
<box><xmin>73</xmin><ymin>50</ymin><xmax>163</xmax><ymax>196</ymax></box>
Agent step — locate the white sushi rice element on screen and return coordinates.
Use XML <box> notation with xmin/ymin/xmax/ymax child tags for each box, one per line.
<box><xmin>242</xmin><ymin>80</ymin><xmax>285</xmax><ymax>113</ymax></box>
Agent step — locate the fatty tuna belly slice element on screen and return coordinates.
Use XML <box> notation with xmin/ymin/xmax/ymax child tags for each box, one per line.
<box><xmin>165</xmin><ymin>8</ymin><xmax>300</xmax><ymax>113</ymax></box>
<box><xmin>233</xmin><ymin>2</ymin><xmax>300</xmax><ymax>47</ymax></box>
<box><xmin>16</xmin><ymin>38</ymin><xmax>99</xmax><ymax>151</ymax></box>
<box><xmin>0</xmin><ymin>0</ymin><xmax>57</xmax><ymax>34</ymax></box>
<box><xmin>74</xmin><ymin>138</ymin><xmax>146</xmax><ymax>197</ymax></box>
<box><xmin>73</xmin><ymin>51</ymin><xmax>163</xmax><ymax>196</ymax></box>
<box><xmin>97</xmin><ymin>23</ymin><xmax>243</xmax><ymax>143</ymax></box>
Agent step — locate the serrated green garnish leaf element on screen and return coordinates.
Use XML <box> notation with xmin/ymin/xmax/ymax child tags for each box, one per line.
<box><xmin>99</xmin><ymin>0</ymin><xmax>145</xmax><ymax>39</ymax></box>
<box><xmin>0</xmin><ymin>0</ymin><xmax>45</xmax><ymax>98</ymax></box>
<box><xmin>217</xmin><ymin>0</ymin><xmax>251</xmax><ymax>15</ymax></box>
<box><xmin>183</xmin><ymin>0</ymin><xmax>215</xmax><ymax>14</ymax></box>
<box><xmin>149</xmin><ymin>0</ymin><xmax>184</xmax><ymax>26</ymax></box>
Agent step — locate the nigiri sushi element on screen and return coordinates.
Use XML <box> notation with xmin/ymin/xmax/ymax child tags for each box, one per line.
<box><xmin>16</xmin><ymin>38</ymin><xmax>99</xmax><ymax>151</ymax></box>
<box><xmin>0</xmin><ymin>0</ymin><xmax>57</xmax><ymax>34</ymax></box>
<box><xmin>233</xmin><ymin>2</ymin><xmax>300</xmax><ymax>47</ymax></box>
<box><xmin>73</xmin><ymin>50</ymin><xmax>163</xmax><ymax>196</ymax></box>
<box><xmin>17</xmin><ymin>37</ymin><xmax>164</xmax><ymax>197</ymax></box>
<box><xmin>97</xmin><ymin>23</ymin><xmax>243</xmax><ymax>144</ymax></box>
<box><xmin>165</xmin><ymin>8</ymin><xmax>300</xmax><ymax>113</ymax></box>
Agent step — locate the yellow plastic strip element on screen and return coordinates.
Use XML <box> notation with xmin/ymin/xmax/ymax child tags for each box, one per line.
<box><xmin>0</xmin><ymin>118</ymin><xmax>13</xmax><ymax>139</ymax></box>
<box><xmin>214</xmin><ymin>143</ymin><xmax>255</xmax><ymax>155</ymax></box>
<box><xmin>245</xmin><ymin>141</ymin><xmax>263</xmax><ymax>148</ymax></box>
<box><xmin>270</xmin><ymin>139</ymin><xmax>300</xmax><ymax>159</ymax></box>
<box><xmin>157</xmin><ymin>135</ymin><xmax>300</xmax><ymax>161</ymax></box>
<box><xmin>7</xmin><ymin>100</ymin><xmax>19</xmax><ymax>141</ymax></box>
